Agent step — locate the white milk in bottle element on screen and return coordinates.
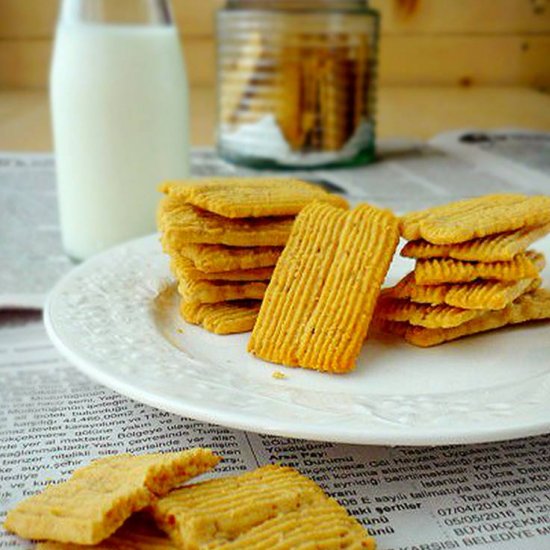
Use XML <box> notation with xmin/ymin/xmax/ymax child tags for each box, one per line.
<box><xmin>51</xmin><ymin>9</ymin><xmax>189</xmax><ymax>260</ymax></box>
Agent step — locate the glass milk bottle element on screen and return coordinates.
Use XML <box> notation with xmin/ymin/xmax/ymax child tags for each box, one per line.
<box><xmin>51</xmin><ymin>0</ymin><xmax>189</xmax><ymax>261</ymax></box>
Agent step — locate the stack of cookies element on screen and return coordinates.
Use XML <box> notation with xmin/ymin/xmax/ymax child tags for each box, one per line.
<box><xmin>157</xmin><ymin>178</ymin><xmax>347</xmax><ymax>334</ymax></box>
<box><xmin>375</xmin><ymin>194</ymin><xmax>550</xmax><ymax>346</ymax></box>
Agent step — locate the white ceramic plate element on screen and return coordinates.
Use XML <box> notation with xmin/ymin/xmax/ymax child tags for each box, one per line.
<box><xmin>44</xmin><ymin>234</ymin><xmax>550</xmax><ymax>446</ymax></box>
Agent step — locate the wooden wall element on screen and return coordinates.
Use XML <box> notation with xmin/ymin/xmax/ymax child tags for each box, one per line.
<box><xmin>0</xmin><ymin>0</ymin><xmax>549</xmax><ymax>89</ymax></box>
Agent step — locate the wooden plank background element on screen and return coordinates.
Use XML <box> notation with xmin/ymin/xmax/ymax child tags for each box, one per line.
<box><xmin>0</xmin><ymin>0</ymin><xmax>549</xmax><ymax>89</ymax></box>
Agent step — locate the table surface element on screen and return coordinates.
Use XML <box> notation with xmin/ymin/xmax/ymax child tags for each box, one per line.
<box><xmin>1</xmin><ymin>86</ymin><xmax>549</xmax><ymax>151</ymax></box>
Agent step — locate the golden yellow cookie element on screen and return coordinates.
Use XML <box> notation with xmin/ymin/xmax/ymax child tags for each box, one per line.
<box><xmin>236</xmin><ymin>64</ymin><xmax>278</xmax><ymax>122</ymax></box>
<box><xmin>444</xmin><ymin>278</ymin><xmax>542</xmax><ymax>310</ymax></box>
<box><xmin>219</xmin><ymin>31</ymin><xmax>265</xmax><ymax>125</ymax></box>
<box><xmin>4</xmin><ymin>449</ymin><xmax>219</xmax><ymax>545</ymax></box>
<box><xmin>375</xmin><ymin>296</ymin><xmax>484</xmax><ymax>328</ymax></box>
<box><xmin>159</xmin><ymin>200</ymin><xmax>294</xmax><ymax>248</ymax></box>
<box><xmin>387</xmin><ymin>272</ymin><xmax>542</xmax><ymax>310</ymax></box>
<box><xmin>171</xmin><ymin>254</ymin><xmax>274</xmax><ymax>282</ymax></box>
<box><xmin>159</xmin><ymin>178</ymin><xmax>347</xmax><ymax>218</ymax></box>
<box><xmin>248</xmin><ymin>202</ymin><xmax>399</xmax><ymax>373</ymax></box>
<box><xmin>156</xmin><ymin>195</ymin><xmax>186</xmax><ymax>229</ymax></box>
<box><xmin>383</xmin><ymin>274</ymin><xmax>448</xmax><ymax>306</ymax></box>
<box><xmin>353</xmin><ymin>34</ymin><xmax>369</xmax><ymax>127</ymax></box>
<box><xmin>276</xmin><ymin>47</ymin><xmax>304</xmax><ymax>150</ymax></box>
<box><xmin>401</xmin><ymin>222</ymin><xmax>550</xmax><ymax>262</ymax></box>
<box><xmin>320</xmin><ymin>55</ymin><xmax>351</xmax><ymax>151</ymax></box>
<box><xmin>413</xmin><ymin>250</ymin><xmax>544</xmax><ymax>285</ymax></box>
<box><xmin>300</xmin><ymin>53</ymin><xmax>321</xmax><ymax>149</ymax></box>
<box><xmin>180</xmin><ymin>300</ymin><xmax>260</xmax><ymax>334</ymax></box>
<box><xmin>378</xmin><ymin>288</ymin><xmax>550</xmax><ymax>347</ymax></box>
<box><xmin>400</xmin><ymin>194</ymin><xmax>550</xmax><ymax>244</ymax></box>
<box><xmin>178</xmin><ymin>278</ymin><xmax>267</xmax><ymax>305</ymax></box>
<box><xmin>151</xmin><ymin>465</ymin><xmax>375</xmax><ymax>550</ymax></box>
<box><xmin>178</xmin><ymin>243</ymin><xmax>283</xmax><ymax>273</ymax></box>
<box><xmin>36</xmin><ymin>515</ymin><xmax>177</xmax><ymax>550</ymax></box>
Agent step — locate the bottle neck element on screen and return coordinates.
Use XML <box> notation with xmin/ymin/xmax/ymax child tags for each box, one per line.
<box><xmin>227</xmin><ymin>0</ymin><xmax>367</xmax><ymax>11</ymax></box>
<box><xmin>60</xmin><ymin>0</ymin><xmax>173</xmax><ymax>26</ymax></box>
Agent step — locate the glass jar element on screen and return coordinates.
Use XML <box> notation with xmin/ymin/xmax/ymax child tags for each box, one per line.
<box><xmin>216</xmin><ymin>0</ymin><xmax>379</xmax><ymax>168</ymax></box>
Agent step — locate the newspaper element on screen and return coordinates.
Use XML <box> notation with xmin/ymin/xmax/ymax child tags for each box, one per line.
<box><xmin>1</xmin><ymin>322</ymin><xmax>550</xmax><ymax>550</ymax></box>
<box><xmin>1</xmin><ymin>132</ymin><xmax>550</xmax><ymax>549</ymax></box>
<box><xmin>0</xmin><ymin>154</ymin><xmax>72</xmax><ymax>309</ymax></box>
<box><xmin>431</xmin><ymin>128</ymin><xmax>550</xmax><ymax>185</ymax></box>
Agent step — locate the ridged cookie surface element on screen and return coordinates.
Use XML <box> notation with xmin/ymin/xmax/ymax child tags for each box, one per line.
<box><xmin>151</xmin><ymin>465</ymin><xmax>375</xmax><ymax>550</ymax></box>
<box><xmin>248</xmin><ymin>202</ymin><xmax>399</xmax><ymax>373</ymax></box>
<box><xmin>319</xmin><ymin>57</ymin><xmax>352</xmax><ymax>152</ymax></box>
<box><xmin>178</xmin><ymin>243</ymin><xmax>283</xmax><ymax>273</ymax></box>
<box><xmin>388</xmin><ymin>272</ymin><xmax>542</xmax><ymax>310</ymax></box>
<box><xmin>375</xmin><ymin>296</ymin><xmax>484</xmax><ymax>328</ymax></box>
<box><xmin>178</xmin><ymin>278</ymin><xmax>267</xmax><ymax>304</ymax></box>
<box><xmin>443</xmin><ymin>278</ymin><xmax>541</xmax><ymax>310</ymax></box>
<box><xmin>4</xmin><ymin>449</ymin><xmax>219</xmax><ymax>545</ymax></box>
<box><xmin>159</xmin><ymin>199</ymin><xmax>294</xmax><ymax>247</ymax></box>
<box><xmin>413</xmin><ymin>250</ymin><xmax>544</xmax><ymax>285</ymax></box>
<box><xmin>401</xmin><ymin>222</ymin><xmax>550</xmax><ymax>262</ymax></box>
<box><xmin>400</xmin><ymin>194</ymin><xmax>550</xmax><ymax>244</ymax></box>
<box><xmin>216</xmin><ymin>496</ymin><xmax>374</xmax><ymax>550</ymax></box>
<box><xmin>180</xmin><ymin>300</ymin><xmax>260</xmax><ymax>334</ymax></box>
<box><xmin>378</xmin><ymin>288</ymin><xmax>550</xmax><ymax>347</ymax></box>
<box><xmin>171</xmin><ymin>253</ymin><xmax>273</xmax><ymax>282</ymax></box>
<box><xmin>159</xmin><ymin>178</ymin><xmax>347</xmax><ymax>218</ymax></box>
<box><xmin>276</xmin><ymin>48</ymin><xmax>303</xmax><ymax>149</ymax></box>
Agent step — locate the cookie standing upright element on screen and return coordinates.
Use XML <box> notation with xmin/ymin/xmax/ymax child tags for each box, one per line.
<box><xmin>249</xmin><ymin>201</ymin><xmax>399</xmax><ymax>373</ymax></box>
